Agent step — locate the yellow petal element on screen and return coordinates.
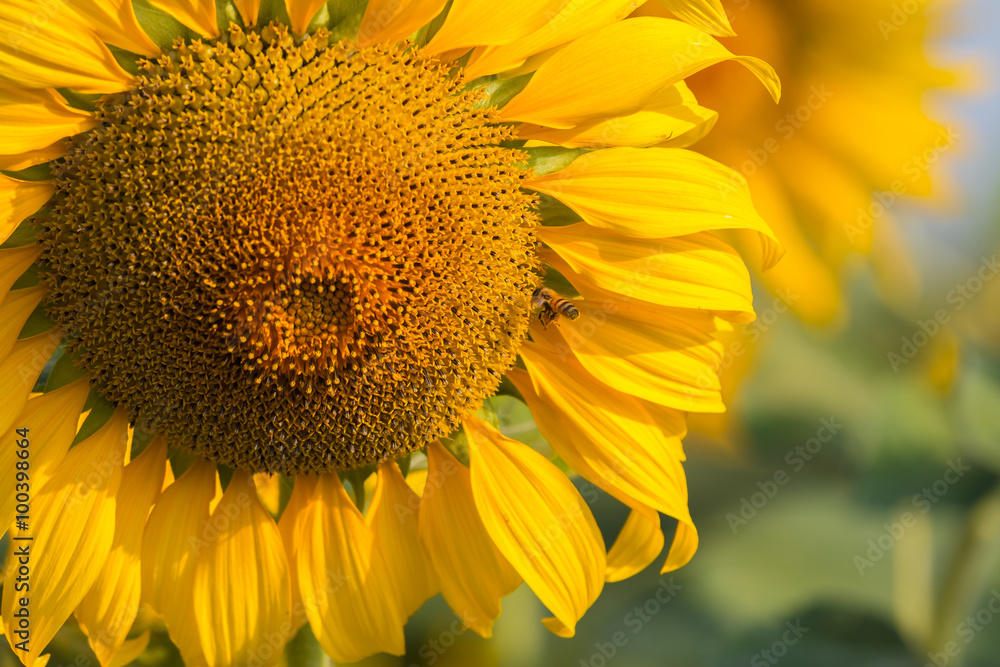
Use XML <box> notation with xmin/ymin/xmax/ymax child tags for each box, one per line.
<box><xmin>501</xmin><ymin>17</ymin><xmax>779</xmax><ymax>129</ymax></box>
<box><xmin>0</xmin><ymin>333</ymin><xmax>63</xmax><ymax>439</ymax></box>
<box><xmin>0</xmin><ymin>143</ymin><xmax>69</xmax><ymax>172</ymax></box>
<box><xmin>278</xmin><ymin>477</ymin><xmax>311</xmax><ymax>635</ymax></box>
<box><xmin>537</xmin><ymin>225</ymin><xmax>754</xmax><ymax>321</ymax></box>
<box><xmin>366</xmin><ymin>461</ymin><xmax>438</xmax><ymax>618</ymax></box>
<box><xmin>254</xmin><ymin>473</ymin><xmax>283</xmax><ymax>515</ymax></box>
<box><xmin>70</xmin><ymin>0</ymin><xmax>160</xmax><ymax>57</ymax></box>
<box><xmin>424</xmin><ymin>0</ymin><xmax>575</xmax><ymax>56</ymax></box>
<box><xmin>0</xmin><ymin>378</ymin><xmax>90</xmax><ymax>536</ymax></box>
<box><xmin>529</xmin><ymin>147</ymin><xmax>782</xmax><ymax>270</ymax></box>
<box><xmin>464</xmin><ymin>418</ymin><xmax>605</xmax><ymax>636</ymax></box>
<box><xmin>359</xmin><ymin>0</ymin><xmax>447</xmax><ymax>47</ymax></box>
<box><xmin>0</xmin><ymin>245</ymin><xmax>42</xmax><ymax>301</ymax></box>
<box><xmin>0</xmin><ymin>83</ymin><xmax>95</xmax><ymax>158</ymax></box>
<box><xmin>76</xmin><ymin>438</ymin><xmax>166</xmax><ymax>667</ymax></box>
<box><xmin>518</xmin><ymin>82</ymin><xmax>717</xmax><ymax>149</ymax></box>
<box><xmin>605</xmin><ymin>505</ymin><xmax>663</xmax><ymax>582</ymax></box>
<box><xmin>508</xmin><ymin>357</ymin><xmax>699</xmax><ymax>570</ymax></box>
<box><xmin>463</xmin><ymin>0</ymin><xmax>646</xmax><ymax>80</ymax></box>
<box><xmin>107</xmin><ymin>631</ymin><xmax>151</xmax><ymax>667</ymax></box>
<box><xmin>0</xmin><ymin>287</ymin><xmax>46</xmax><ymax>361</ymax></box>
<box><xmin>530</xmin><ymin>293</ymin><xmax>726</xmax><ymax>412</ymax></box>
<box><xmin>0</xmin><ymin>178</ymin><xmax>51</xmax><ymax>247</ymax></box>
<box><xmin>147</xmin><ymin>0</ymin><xmax>219</xmax><ymax>38</ymax></box>
<box><xmin>419</xmin><ymin>442</ymin><xmax>521</xmax><ymax>637</ymax></box>
<box><xmin>234</xmin><ymin>0</ymin><xmax>261</xmax><ymax>26</ymax></box>
<box><xmin>1</xmin><ymin>411</ymin><xmax>129</xmax><ymax>666</ymax></box>
<box><xmin>0</xmin><ymin>0</ymin><xmax>133</xmax><ymax>94</ymax></box>
<box><xmin>194</xmin><ymin>472</ymin><xmax>291</xmax><ymax>667</ymax></box>
<box><xmin>140</xmin><ymin>461</ymin><xmax>217</xmax><ymax>667</ymax></box>
<box><xmin>287</xmin><ymin>0</ymin><xmax>328</xmax><ymax>34</ymax></box>
<box><xmin>296</xmin><ymin>474</ymin><xmax>405</xmax><ymax>663</ymax></box>
<box><xmin>656</xmin><ymin>0</ymin><xmax>734</xmax><ymax>36</ymax></box>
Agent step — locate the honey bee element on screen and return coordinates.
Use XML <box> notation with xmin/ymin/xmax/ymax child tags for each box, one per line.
<box><xmin>531</xmin><ymin>287</ymin><xmax>579</xmax><ymax>327</ymax></box>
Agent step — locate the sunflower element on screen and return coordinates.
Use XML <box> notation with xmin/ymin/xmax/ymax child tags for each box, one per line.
<box><xmin>0</xmin><ymin>1</ymin><xmax>779</xmax><ymax>665</ymax></box>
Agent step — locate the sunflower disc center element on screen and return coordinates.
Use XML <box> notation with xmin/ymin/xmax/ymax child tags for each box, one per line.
<box><xmin>39</xmin><ymin>23</ymin><xmax>537</xmax><ymax>473</ymax></box>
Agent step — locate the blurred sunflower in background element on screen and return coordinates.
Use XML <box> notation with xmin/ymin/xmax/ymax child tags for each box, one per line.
<box><xmin>0</xmin><ymin>0</ymin><xmax>782</xmax><ymax>665</ymax></box>
<box><xmin>633</xmin><ymin>0</ymin><xmax>955</xmax><ymax>442</ymax></box>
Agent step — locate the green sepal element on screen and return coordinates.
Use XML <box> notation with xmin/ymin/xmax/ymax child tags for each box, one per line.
<box><xmin>57</xmin><ymin>89</ymin><xmax>102</xmax><ymax>113</ymax></box>
<box><xmin>523</xmin><ymin>146</ymin><xmax>589</xmax><ymax>176</ymax></box>
<box><xmin>109</xmin><ymin>46</ymin><xmax>143</xmax><ymax>76</ymax></box>
<box><xmin>325</xmin><ymin>0</ymin><xmax>369</xmax><ymax>39</ymax></box>
<box><xmin>216</xmin><ymin>0</ymin><xmax>243</xmax><ymax>32</ymax></box>
<box><xmin>537</xmin><ymin>191</ymin><xmax>583</xmax><ymax>227</ymax></box>
<box><xmin>413</xmin><ymin>0</ymin><xmax>451</xmax><ymax>46</ymax></box>
<box><xmin>71</xmin><ymin>392</ymin><xmax>116</xmax><ymax>447</ymax></box>
<box><xmin>0</xmin><ymin>217</ymin><xmax>40</xmax><ymax>249</ymax></box>
<box><xmin>395</xmin><ymin>452</ymin><xmax>412</xmax><ymax>477</ymax></box>
<box><xmin>216</xmin><ymin>463</ymin><xmax>235</xmax><ymax>490</ymax></box>
<box><xmin>134</xmin><ymin>0</ymin><xmax>194</xmax><ymax>48</ymax></box>
<box><xmin>18</xmin><ymin>304</ymin><xmax>56</xmax><ymax>340</ymax></box>
<box><xmin>129</xmin><ymin>421</ymin><xmax>158</xmax><ymax>459</ymax></box>
<box><xmin>11</xmin><ymin>264</ymin><xmax>40</xmax><ymax>290</ymax></box>
<box><xmin>1</xmin><ymin>164</ymin><xmax>53</xmax><ymax>182</ymax></box>
<box><xmin>256</xmin><ymin>0</ymin><xmax>292</xmax><ymax>28</ymax></box>
<box><xmin>283</xmin><ymin>623</ymin><xmax>325</xmax><ymax>667</ymax></box>
<box><xmin>45</xmin><ymin>347</ymin><xmax>89</xmax><ymax>392</ymax></box>
<box><xmin>470</xmin><ymin>72</ymin><xmax>532</xmax><ymax>110</ymax></box>
<box><xmin>339</xmin><ymin>465</ymin><xmax>375</xmax><ymax>510</ymax></box>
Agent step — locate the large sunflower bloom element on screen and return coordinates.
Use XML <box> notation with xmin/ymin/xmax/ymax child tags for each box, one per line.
<box><xmin>0</xmin><ymin>1</ymin><xmax>779</xmax><ymax>664</ymax></box>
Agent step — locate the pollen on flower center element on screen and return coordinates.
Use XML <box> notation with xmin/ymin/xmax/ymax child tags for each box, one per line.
<box><xmin>38</xmin><ymin>23</ymin><xmax>538</xmax><ymax>473</ymax></box>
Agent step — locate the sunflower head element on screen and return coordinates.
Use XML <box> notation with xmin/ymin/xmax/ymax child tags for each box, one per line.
<box><xmin>38</xmin><ymin>22</ymin><xmax>539</xmax><ymax>473</ymax></box>
<box><xmin>0</xmin><ymin>1</ymin><xmax>783</xmax><ymax>665</ymax></box>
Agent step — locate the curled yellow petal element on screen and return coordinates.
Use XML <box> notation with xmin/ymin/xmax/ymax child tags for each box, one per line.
<box><xmin>75</xmin><ymin>438</ymin><xmax>166</xmax><ymax>667</ymax></box>
<box><xmin>1</xmin><ymin>410</ymin><xmax>129</xmax><ymax>666</ymax></box>
<box><xmin>0</xmin><ymin>0</ymin><xmax>133</xmax><ymax>94</ymax></box>
<box><xmin>296</xmin><ymin>474</ymin><xmax>405</xmax><ymax>663</ymax></box>
<box><xmin>194</xmin><ymin>472</ymin><xmax>292</xmax><ymax>667</ymax></box>
<box><xmin>107</xmin><ymin>631</ymin><xmax>151</xmax><ymax>667</ymax></box>
<box><xmin>656</xmin><ymin>0</ymin><xmax>734</xmax><ymax>36</ymax></box>
<box><xmin>464</xmin><ymin>418</ymin><xmax>605</xmax><ymax>637</ymax></box>
<box><xmin>419</xmin><ymin>442</ymin><xmax>521</xmax><ymax>637</ymax></box>
<box><xmin>287</xmin><ymin>0</ymin><xmax>329</xmax><ymax>34</ymax></box>
<box><xmin>148</xmin><ymin>0</ymin><xmax>219</xmax><ymax>38</ymax></box>
<box><xmin>0</xmin><ymin>177</ymin><xmax>52</xmax><ymax>248</ymax></box>
<box><xmin>0</xmin><ymin>378</ymin><xmax>90</xmax><ymax>537</ymax></box>
<box><xmin>425</xmin><ymin>0</ymin><xmax>574</xmax><ymax>56</ymax></box>
<box><xmin>463</xmin><ymin>0</ymin><xmax>645</xmax><ymax>80</ymax></box>
<box><xmin>0</xmin><ymin>245</ymin><xmax>42</xmax><ymax>302</ymax></box>
<box><xmin>529</xmin><ymin>147</ymin><xmax>782</xmax><ymax>270</ymax></box>
<box><xmin>0</xmin><ymin>333</ymin><xmax>63</xmax><ymax>439</ymax></box>
<box><xmin>501</xmin><ymin>17</ymin><xmax>779</xmax><ymax>129</ymax></box>
<box><xmin>367</xmin><ymin>461</ymin><xmax>438</xmax><ymax>618</ymax></box>
<box><xmin>359</xmin><ymin>0</ymin><xmax>447</xmax><ymax>47</ymax></box>
<box><xmin>518</xmin><ymin>82</ymin><xmax>717</xmax><ymax>149</ymax></box>
<box><xmin>0</xmin><ymin>287</ymin><xmax>46</xmax><ymax>361</ymax></box>
<box><xmin>530</xmin><ymin>292</ymin><xmax>726</xmax><ymax>412</ymax></box>
<box><xmin>140</xmin><ymin>460</ymin><xmax>218</xmax><ymax>667</ymax></box>
<box><xmin>234</xmin><ymin>0</ymin><xmax>261</xmax><ymax>26</ymax></box>
<box><xmin>537</xmin><ymin>226</ymin><xmax>754</xmax><ymax>321</ymax></box>
<box><xmin>0</xmin><ymin>83</ymin><xmax>95</xmax><ymax>161</ymax></box>
<box><xmin>70</xmin><ymin>0</ymin><xmax>160</xmax><ymax>57</ymax></box>
<box><xmin>278</xmin><ymin>477</ymin><xmax>313</xmax><ymax>635</ymax></box>
<box><xmin>605</xmin><ymin>505</ymin><xmax>664</xmax><ymax>582</ymax></box>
